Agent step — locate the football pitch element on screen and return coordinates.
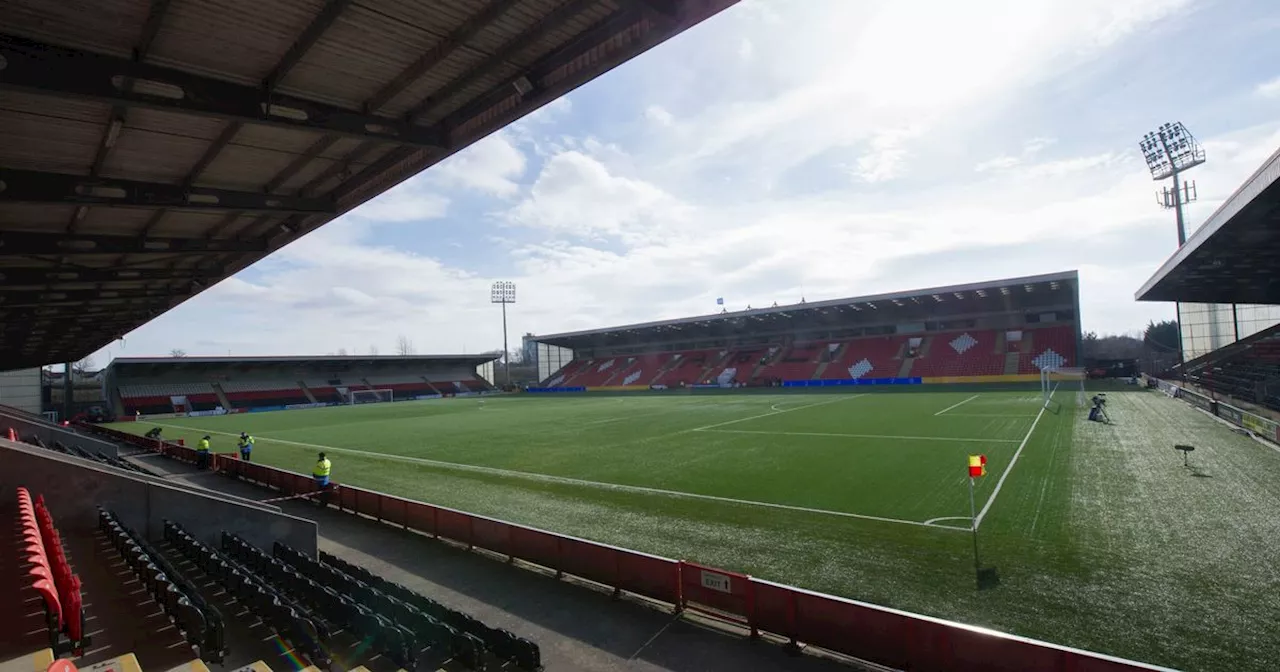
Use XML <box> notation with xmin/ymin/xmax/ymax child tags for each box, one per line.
<box><xmin>116</xmin><ymin>389</ymin><xmax>1280</xmax><ymax>671</ymax></box>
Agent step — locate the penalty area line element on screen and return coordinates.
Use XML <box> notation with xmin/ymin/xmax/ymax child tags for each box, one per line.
<box><xmin>934</xmin><ymin>394</ymin><xmax>979</xmax><ymax>416</ymax></box>
<box><xmin>690</xmin><ymin>394</ymin><xmax>866</xmax><ymax>432</ymax></box>
<box><xmin>142</xmin><ymin>418</ymin><xmax>961</xmax><ymax>532</ymax></box>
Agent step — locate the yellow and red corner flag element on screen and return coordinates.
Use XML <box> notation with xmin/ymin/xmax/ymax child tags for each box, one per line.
<box><xmin>968</xmin><ymin>454</ymin><xmax>987</xmax><ymax>478</ymax></box>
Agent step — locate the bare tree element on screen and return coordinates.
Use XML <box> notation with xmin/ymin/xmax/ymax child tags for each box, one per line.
<box><xmin>396</xmin><ymin>335</ymin><xmax>415</xmax><ymax>356</ymax></box>
<box><xmin>337</xmin><ymin>347</ymin><xmax>348</xmax><ymax>356</ymax></box>
<box><xmin>72</xmin><ymin>356</ymin><xmax>95</xmax><ymax>377</ymax></box>
<box><xmin>170</xmin><ymin>348</ymin><xmax>187</xmax><ymax>358</ymax></box>
<box><xmin>368</xmin><ymin>344</ymin><xmax>380</xmax><ymax>356</ymax></box>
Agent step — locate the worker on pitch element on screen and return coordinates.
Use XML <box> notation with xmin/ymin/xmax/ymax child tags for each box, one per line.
<box><xmin>237</xmin><ymin>432</ymin><xmax>255</xmax><ymax>461</ymax></box>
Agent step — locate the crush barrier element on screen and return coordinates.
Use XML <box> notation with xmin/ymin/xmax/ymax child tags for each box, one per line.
<box><xmin>75</xmin><ymin>424</ymin><xmax>1173</xmax><ymax>672</ymax></box>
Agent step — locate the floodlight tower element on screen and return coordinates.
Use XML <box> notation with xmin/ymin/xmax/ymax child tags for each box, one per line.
<box><xmin>1139</xmin><ymin>122</ymin><xmax>1206</xmax><ymax>246</ymax></box>
<box><xmin>490</xmin><ymin>281</ymin><xmax>516</xmax><ymax>387</ymax></box>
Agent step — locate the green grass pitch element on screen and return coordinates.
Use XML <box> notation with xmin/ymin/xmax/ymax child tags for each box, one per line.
<box><xmin>114</xmin><ymin>389</ymin><xmax>1280</xmax><ymax>671</ymax></box>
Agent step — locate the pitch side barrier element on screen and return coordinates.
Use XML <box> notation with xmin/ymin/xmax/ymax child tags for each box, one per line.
<box><xmin>75</xmin><ymin>424</ymin><xmax>1172</xmax><ymax>671</ymax></box>
<box><xmin>1149</xmin><ymin>377</ymin><xmax>1280</xmax><ymax>444</ymax></box>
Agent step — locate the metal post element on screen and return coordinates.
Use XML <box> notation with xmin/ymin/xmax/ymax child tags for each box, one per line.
<box><xmin>501</xmin><ymin>301</ymin><xmax>510</xmax><ymax>387</ymax></box>
<box><xmin>490</xmin><ymin>281</ymin><xmax>516</xmax><ymax>390</ymax></box>
<box><xmin>968</xmin><ymin>477</ymin><xmax>981</xmax><ymax>576</ymax></box>
<box><xmin>63</xmin><ymin>361</ymin><xmax>74</xmax><ymax>422</ymax></box>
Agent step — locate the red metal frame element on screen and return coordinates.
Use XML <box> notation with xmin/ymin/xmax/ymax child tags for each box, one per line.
<box><xmin>72</xmin><ymin>424</ymin><xmax>1172</xmax><ymax>671</ymax></box>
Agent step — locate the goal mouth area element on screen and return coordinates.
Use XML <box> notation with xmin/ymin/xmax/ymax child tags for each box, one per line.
<box><xmin>1041</xmin><ymin>367</ymin><xmax>1086</xmax><ymax>409</ymax></box>
<box><xmin>348</xmin><ymin>388</ymin><xmax>395</xmax><ymax>405</ymax></box>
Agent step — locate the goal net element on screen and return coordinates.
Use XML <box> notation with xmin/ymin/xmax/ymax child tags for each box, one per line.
<box><xmin>1041</xmin><ymin>367</ymin><xmax>1086</xmax><ymax>409</ymax></box>
<box><xmin>349</xmin><ymin>388</ymin><xmax>394</xmax><ymax>405</ymax></box>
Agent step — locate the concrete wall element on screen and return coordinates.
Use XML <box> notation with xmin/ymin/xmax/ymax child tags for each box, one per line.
<box><xmin>0</xmin><ymin>407</ymin><xmax>119</xmax><ymax>459</ymax></box>
<box><xmin>0</xmin><ymin>368</ymin><xmax>42</xmax><ymax>414</ymax></box>
<box><xmin>1</xmin><ymin>440</ymin><xmax>317</xmax><ymax>556</ymax></box>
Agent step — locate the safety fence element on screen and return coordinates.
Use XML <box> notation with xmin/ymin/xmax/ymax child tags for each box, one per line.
<box><xmin>1150</xmin><ymin>377</ymin><xmax>1280</xmax><ymax>444</ymax></box>
<box><xmin>75</xmin><ymin>423</ymin><xmax>1173</xmax><ymax>672</ymax></box>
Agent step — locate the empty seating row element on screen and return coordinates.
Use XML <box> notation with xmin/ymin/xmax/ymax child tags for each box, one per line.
<box><xmin>98</xmin><ymin>510</ymin><xmax>226</xmax><ymax>662</ymax></box>
<box><xmin>17</xmin><ymin>488</ymin><xmax>86</xmax><ymax>654</ymax></box>
<box><xmin>650</xmin><ymin>349</ymin><xmax>719</xmax><ymax>386</ymax></box>
<box><xmin>317</xmin><ymin>547</ymin><xmax>542</xmax><ymax>665</ymax></box>
<box><xmin>162</xmin><ymin>521</ymin><xmax>331</xmax><ymax>667</ymax></box>
<box><xmin>276</xmin><ymin>545</ymin><xmax>484</xmax><ymax>669</ymax></box>
<box><xmin>119</xmin><ymin>383</ymin><xmax>216</xmax><ymax>398</ymax></box>
<box><xmin>219</xmin><ymin>532</ymin><xmax>417</xmax><ymax>669</ymax></box>
<box><xmin>219</xmin><ymin>381</ymin><xmax>301</xmax><ymax>393</ymax></box>
<box><xmin>21</xmin><ymin>435</ymin><xmax>158</xmax><ymax>477</ymax></box>
<box><xmin>288</xmin><ymin>545</ymin><xmax>541</xmax><ymax>670</ymax></box>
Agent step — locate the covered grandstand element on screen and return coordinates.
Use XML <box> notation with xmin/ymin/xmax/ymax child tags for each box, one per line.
<box><xmin>103</xmin><ymin>354</ymin><xmax>498</xmax><ymax>416</ymax></box>
<box><xmin>532</xmin><ymin>271</ymin><xmax>1082</xmax><ymax>389</ymax></box>
<box><xmin>0</xmin><ymin>2</ymin><xmax>749</xmax><ymax>671</ymax></box>
<box><xmin>1138</xmin><ymin>141</ymin><xmax>1280</xmax><ymax>414</ymax></box>
<box><xmin>0</xmin><ymin>0</ymin><xmax>736</xmax><ymax>373</ymax></box>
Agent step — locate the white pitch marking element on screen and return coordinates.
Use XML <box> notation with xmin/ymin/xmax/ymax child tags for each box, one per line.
<box><xmin>973</xmin><ymin>384</ymin><xmax>1052</xmax><ymax>529</ymax></box>
<box><xmin>940</xmin><ymin>414</ymin><xmax>1039</xmax><ymax>419</ymax></box>
<box><xmin>689</xmin><ymin>394</ymin><xmax>866</xmax><ymax>432</ymax></box>
<box><xmin>695</xmin><ymin>428</ymin><xmax>1020</xmax><ymax>443</ymax></box>
<box><xmin>934</xmin><ymin>394</ymin><xmax>979</xmax><ymax>416</ymax></box>
<box><xmin>922</xmin><ymin>515</ymin><xmax>974</xmax><ymax>528</ymax></box>
<box><xmin>142</xmin><ymin>416</ymin><xmax>963</xmax><ymax>531</ymax></box>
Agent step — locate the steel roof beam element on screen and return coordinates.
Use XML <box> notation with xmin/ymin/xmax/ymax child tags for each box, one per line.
<box><xmin>263</xmin><ymin>0</ymin><xmax>354</xmax><ymax>95</ymax></box>
<box><xmin>0</xmin><ymin>287</ymin><xmax>172</xmax><ymax>303</ymax></box>
<box><xmin>0</xmin><ymin>168</ymin><xmax>335</xmax><ymax>214</ymax></box>
<box><xmin>0</xmin><ymin>34</ymin><xmax>444</xmax><ymax>148</ymax></box>
<box><xmin>0</xmin><ymin>231</ymin><xmax>265</xmax><ymax>256</ymax></box>
<box><xmin>403</xmin><ymin>0</ymin><xmax>599</xmax><ymax>124</ymax></box>
<box><xmin>0</xmin><ymin>267</ymin><xmax>206</xmax><ymax>284</ymax></box>
<box><xmin>366</xmin><ymin>0</ymin><xmax>525</xmax><ymax>113</ymax></box>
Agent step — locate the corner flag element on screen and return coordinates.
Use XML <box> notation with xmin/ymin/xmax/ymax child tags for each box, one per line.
<box><xmin>968</xmin><ymin>454</ymin><xmax>987</xmax><ymax>478</ymax></box>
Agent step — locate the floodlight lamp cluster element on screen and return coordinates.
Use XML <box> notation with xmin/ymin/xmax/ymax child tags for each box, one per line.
<box><xmin>491</xmin><ymin>280</ymin><xmax>516</xmax><ymax>304</ymax></box>
<box><xmin>1139</xmin><ymin>122</ymin><xmax>1206</xmax><ymax>180</ymax></box>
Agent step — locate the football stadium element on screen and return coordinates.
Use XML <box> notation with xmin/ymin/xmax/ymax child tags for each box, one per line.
<box><xmin>3</xmin><ymin>2</ymin><xmax>1280</xmax><ymax>672</ymax></box>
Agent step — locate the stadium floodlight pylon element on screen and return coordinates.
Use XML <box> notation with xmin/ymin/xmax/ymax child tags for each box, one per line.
<box><xmin>1139</xmin><ymin>121</ymin><xmax>1206</xmax><ymax>247</ymax></box>
<box><xmin>349</xmin><ymin>388</ymin><xmax>394</xmax><ymax>405</ymax></box>
<box><xmin>1041</xmin><ymin>367</ymin><xmax>1086</xmax><ymax>409</ymax></box>
<box><xmin>491</xmin><ymin>281</ymin><xmax>516</xmax><ymax>388</ymax></box>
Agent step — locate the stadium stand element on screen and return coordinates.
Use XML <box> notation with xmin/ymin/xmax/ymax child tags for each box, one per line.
<box><xmin>650</xmin><ymin>349</ymin><xmax>721</xmax><ymax>386</ymax></box>
<box><xmin>532</xmin><ymin>273</ymin><xmax>1081</xmax><ymax>388</ymax></box>
<box><xmin>1187</xmin><ymin>328</ymin><xmax>1280</xmax><ymax>412</ymax></box>
<box><xmin>819</xmin><ymin>336</ymin><xmax>912</xmax><ymax>380</ymax></box>
<box><xmin>105</xmin><ymin>356</ymin><xmax>498</xmax><ymax>416</ymax></box>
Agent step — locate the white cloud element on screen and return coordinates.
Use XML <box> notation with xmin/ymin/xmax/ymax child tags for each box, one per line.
<box><xmin>344</xmin><ymin>172</ymin><xmax>449</xmax><ymax>222</ymax></box>
<box><xmin>430</xmin><ymin>131</ymin><xmax>526</xmax><ymax>197</ymax></box>
<box><xmin>1256</xmin><ymin>75</ymin><xmax>1280</xmax><ymax>99</ymax></box>
<box><xmin>506</xmin><ymin>150</ymin><xmax>686</xmax><ymax>242</ymax></box>
<box><xmin>100</xmin><ymin>0</ymin><xmax>1280</xmax><ymax>362</ymax></box>
<box><xmin>644</xmin><ymin>105</ymin><xmax>675</xmax><ymax>127</ymax></box>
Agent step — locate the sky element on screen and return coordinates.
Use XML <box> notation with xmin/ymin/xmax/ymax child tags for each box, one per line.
<box><xmin>92</xmin><ymin>0</ymin><xmax>1280</xmax><ymax>363</ymax></box>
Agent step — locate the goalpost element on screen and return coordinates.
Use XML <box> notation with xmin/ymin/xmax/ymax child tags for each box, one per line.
<box><xmin>349</xmin><ymin>388</ymin><xmax>394</xmax><ymax>405</ymax></box>
<box><xmin>1041</xmin><ymin>366</ymin><xmax>1086</xmax><ymax>409</ymax></box>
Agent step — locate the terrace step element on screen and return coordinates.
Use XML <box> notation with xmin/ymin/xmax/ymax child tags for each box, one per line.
<box><xmin>211</xmin><ymin>382</ymin><xmax>233</xmax><ymax>410</ymax></box>
<box><xmin>298</xmin><ymin>381</ymin><xmax>318</xmax><ymax>404</ymax></box>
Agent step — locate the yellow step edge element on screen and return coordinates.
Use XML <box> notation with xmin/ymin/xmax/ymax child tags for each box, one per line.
<box><xmin>82</xmin><ymin>653</ymin><xmax>141</xmax><ymax>672</ymax></box>
<box><xmin>0</xmin><ymin>648</ymin><xmax>56</xmax><ymax>672</ymax></box>
<box><xmin>163</xmin><ymin>660</ymin><xmax>210</xmax><ymax>672</ymax></box>
<box><xmin>226</xmin><ymin>662</ymin><xmax>272</xmax><ymax>672</ymax></box>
